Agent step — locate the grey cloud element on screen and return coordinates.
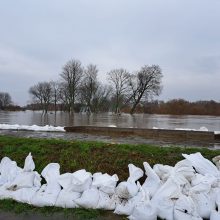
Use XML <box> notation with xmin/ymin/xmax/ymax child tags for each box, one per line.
<box><xmin>0</xmin><ymin>0</ymin><xmax>220</xmax><ymax>104</ymax></box>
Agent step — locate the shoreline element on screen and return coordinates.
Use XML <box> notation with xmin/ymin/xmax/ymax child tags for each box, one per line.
<box><xmin>1</xmin><ymin>129</ymin><xmax>220</xmax><ymax>149</ymax></box>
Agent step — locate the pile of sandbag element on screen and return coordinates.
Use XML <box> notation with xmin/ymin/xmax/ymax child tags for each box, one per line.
<box><xmin>1</xmin><ymin>152</ymin><xmax>220</xmax><ymax>220</ymax></box>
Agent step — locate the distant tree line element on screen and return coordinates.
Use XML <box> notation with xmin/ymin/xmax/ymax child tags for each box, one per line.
<box><xmin>0</xmin><ymin>92</ymin><xmax>23</xmax><ymax>111</ymax></box>
<box><xmin>28</xmin><ymin>59</ymin><xmax>163</xmax><ymax>114</ymax></box>
<box><xmin>143</xmin><ymin>99</ymin><xmax>220</xmax><ymax>116</ymax></box>
<box><xmin>0</xmin><ymin>92</ymin><xmax>12</xmax><ymax>110</ymax></box>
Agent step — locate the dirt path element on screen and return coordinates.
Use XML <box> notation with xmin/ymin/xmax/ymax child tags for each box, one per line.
<box><xmin>1</xmin><ymin>129</ymin><xmax>219</xmax><ymax>148</ymax></box>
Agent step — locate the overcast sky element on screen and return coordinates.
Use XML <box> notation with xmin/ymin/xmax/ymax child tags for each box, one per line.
<box><xmin>0</xmin><ymin>0</ymin><xmax>220</xmax><ymax>105</ymax></box>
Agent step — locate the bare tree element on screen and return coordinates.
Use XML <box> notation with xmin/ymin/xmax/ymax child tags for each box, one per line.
<box><xmin>50</xmin><ymin>81</ymin><xmax>60</xmax><ymax>112</ymax></box>
<box><xmin>107</xmin><ymin>68</ymin><xmax>130</xmax><ymax>114</ymax></box>
<box><xmin>60</xmin><ymin>59</ymin><xmax>83</xmax><ymax>113</ymax></box>
<box><xmin>79</xmin><ymin>64</ymin><xmax>99</xmax><ymax>113</ymax></box>
<box><xmin>92</xmin><ymin>85</ymin><xmax>112</xmax><ymax>113</ymax></box>
<box><xmin>58</xmin><ymin>82</ymin><xmax>69</xmax><ymax>111</ymax></box>
<box><xmin>0</xmin><ymin>92</ymin><xmax>12</xmax><ymax>109</ymax></box>
<box><xmin>29</xmin><ymin>82</ymin><xmax>52</xmax><ymax>113</ymax></box>
<box><xmin>29</xmin><ymin>84</ymin><xmax>43</xmax><ymax>108</ymax></box>
<box><xmin>127</xmin><ymin>65</ymin><xmax>163</xmax><ymax>114</ymax></box>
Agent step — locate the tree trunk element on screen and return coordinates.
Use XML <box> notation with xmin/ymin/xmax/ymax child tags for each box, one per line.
<box><xmin>130</xmin><ymin>101</ymin><xmax>139</xmax><ymax>114</ymax></box>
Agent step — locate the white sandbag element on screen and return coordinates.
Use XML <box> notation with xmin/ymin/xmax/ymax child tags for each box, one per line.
<box><xmin>153</xmin><ymin>164</ymin><xmax>173</xmax><ymax>182</ymax></box>
<box><xmin>7</xmin><ymin>170</ymin><xmax>41</xmax><ymax>204</ymax></box>
<box><xmin>56</xmin><ymin>172</ymin><xmax>82</xmax><ymax>208</ymax></box>
<box><xmin>115</xmin><ymin>164</ymin><xmax>142</xmax><ymax>199</ymax></box>
<box><xmin>213</xmin><ymin>188</ymin><xmax>220</xmax><ymax>212</ymax></box>
<box><xmin>71</xmin><ymin>169</ymin><xmax>92</xmax><ymax>192</ymax></box>
<box><xmin>190</xmin><ymin>191</ymin><xmax>215</xmax><ymax>219</ymax></box>
<box><xmin>9</xmin><ymin>187</ymin><xmax>40</xmax><ymax>204</ymax></box>
<box><xmin>182</xmin><ymin>152</ymin><xmax>219</xmax><ymax>177</ymax></box>
<box><xmin>92</xmin><ymin>172</ymin><xmax>119</xmax><ymax>195</ymax></box>
<box><xmin>191</xmin><ymin>173</ymin><xmax>207</xmax><ymax>187</ymax></box>
<box><xmin>75</xmin><ymin>187</ymin><xmax>99</xmax><ymax>209</ymax></box>
<box><xmin>0</xmin><ymin>185</ymin><xmax>14</xmax><ymax>199</ymax></box>
<box><xmin>128</xmin><ymin>201</ymin><xmax>157</xmax><ymax>220</ymax></box>
<box><xmin>191</xmin><ymin>182</ymin><xmax>211</xmax><ymax>194</ymax></box>
<box><xmin>57</xmin><ymin>173</ymin><xmax>72</xmax><ymax>190</ymax></box>
<box><xmin>7</xmin><ymin>172</ymin><xmax>36</xmax><ymax>190</ymax></box>
<box><xmin>210</xmin><ymin>210</ymin><xmax>220</xmax><ymax>220</ymax></box>
<box><xmin>31</xmin><ymin>162</ymin><xmax>61</xmax><ymax>207</ymax></box>
<box><xmin>31</xmin><ymin>183</ymin><xmax>61</xmax><ymax>207</ymax></box>
<box><xmin>41</xmin><ymin>163</ymin><xmax>60</xmax><ymax>183</ymax></box>
<box><xmin>5</xmin><ymin>153</ymin><xmax>41</xmax><ymax>191</ymax></box>
<box><xmin>152</xmin><ymin>175</ymin><xmax>185</xmax><ymax>202</ymax></box>
<box><xmin>151</xmin><ymin>176</ymin><xmax>187</xmax><ymax>220</ymax></box>
<box><xmin>212</xmin><ymin>155</ymin><xmax>220</xmax><ymax>170</ymax></box>
<box><xmin>210</xmin><ymin>191</ymin><xmax>220</xmax><ymax>219</ymax></box>
<box><xmin>0</xmin><ymin>155</ymin><xmax>37</xmax><ymax>201</ymax></box>
<box><xmin>0</xmin><ymin>157</ymin><xmax>22</xmax><ymax>185</ymax></box>
<box><xmin>174</xmin><ymin>195</ymin><xmax>202</xmax><ymax>220</ymax></box>
<box><xmin>33</xmin><ymin>171</ymin><xmax>42</xmax><ymax>188</ymax></box>
<box><xmin>209</xmin><ymin>187</ymin><xmax>220</xmax><ymax>208</ymax></box>
<box><xmin>192</xmin><ymin>173</ymin><xmax>218</xmax><ymax>187</ymax></box>
<box><xmin>55</xmin><ymin>189</ymin><xmax>81</xmax><ymax>208</ymax></box>
<box><xmin>127</xmin><ymin>164</ymin><xmax>143</xmax><ymax>182</ymax></box>
<box><xmin>96</xmin><ymin>191</ymin><xmax>119</xmax><ymax>210</ymax></box>
<box><xmin>155</xmin><ymin>197</ymin><xmax>175</xmax><ymax>220</ymax></box>
<box><xmin>114</xmin><ymin>189</ymin><xmax>143</xmax><ymax>215</ymax></box>
<box><xmin>216</xmin><ymin>189</ymin><xmax>220</xmax><ymax>202</ymax></box>
<box><xmin>58</xmin><ymin>170</ymin><xmax>92</xmax><ymax>193</ymax></box>
<box><xmin>190</xmin><ymin>174</ymin><xmax>217</xmax><ymax>194</ymax></box>
<box><xmin>174</xmin><ymin>159</ymin><xmax>195</xmax><ymax>181</ymax></box>
<box><xmin>114</xmin><ymin>199</ymin><xmax>136</xmax><ymax>215</ymax></box>
<box><xmin>0</xmin><ymin>158</ymin><xmax>9</xmax><ymax>185</ymax></box>
<box><xmin>23</xmin><ymin>153</ymin><xmax>35</xmax><ymax>172</ymax></box>
<box><xmin>142</xmin><ymin>162</ymin><xmax>161</xmax><ymax>198</ymax></box>
<box><xmin>189</xmin><ymin>174</ymin><xmax>217</xmax><ymax>219</ymax></box>
<box><xmin>115</xmin><ymin>181</ymin><xmax>139</xmax><ymax>199</ymax></box>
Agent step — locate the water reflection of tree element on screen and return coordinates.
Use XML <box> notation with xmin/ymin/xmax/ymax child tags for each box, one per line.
<box><xmin>68</xmin><ymin>113</ymin><xmax>75</xmax><ymax>126</ymax></box>
<box><xmin>53</xmin><ymin>112</ymin><xmax>57</xmax><ymax>126</ymax></box>
<box><xmin>129</xmin><ymin>114</ymin><xmax>145</xmax><ymax>128</ymax></box>
<box><xmin>40</xmin><ymin>113</ymin><xmax>50</xmax><ymax>126</ymax></box>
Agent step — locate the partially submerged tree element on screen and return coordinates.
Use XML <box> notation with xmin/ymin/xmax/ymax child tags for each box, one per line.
<box><xmin>27</xmin><ymin>59</ymin><xmax>163</xmax><ymax>114</ymax></box>
<box><xmin>0</xmin><ymin>92</ymin><xmax>12</xmax><ymax>109</ymax></box>
<box><xmin>50</xmin><ymin>81</ymin><xmax>60</xmax><ymax>112</ymax></box>
<box><xmin>60</xmin><ymin>59</ymin><xmax>83</xmax><ymax>113</ymax></box>
<box><xmin>58</xmin><ymin>82</ymin><xmax>70</xmax><ymax>111</ymax></box>
<box><xmin>92</xmin><ymin>85</ymin><xmax>112</xmax><ymax>113</ymax></box>
<box><xmin>127</xmin><ymin>65</ymin><xmax>163</xmax><ymax>114</ymax></box>
<box><xmin>107</xmin><ymin>68</ymin><xmax>130</xmax><ymax>114</ymax></box>
<box><xmin>79</xmin><ymin>64</ymin><xmax>99</xmax><ymax>113</ymax></box>
<box><xmin>29</xmin><ymin>82</ymin><xmax>52</xmax><ymax>113</ymax></box>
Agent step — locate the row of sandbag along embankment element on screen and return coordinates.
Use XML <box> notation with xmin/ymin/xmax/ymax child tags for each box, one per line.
<box><xmin>1</xmin><ymin>137</ymin><xmax>220</xmax><ymax>219</ymax></box>
<box><xmin>64</xmin><ymin>126</ymin><xmax>219</xmax><ymax>144</ymax></box>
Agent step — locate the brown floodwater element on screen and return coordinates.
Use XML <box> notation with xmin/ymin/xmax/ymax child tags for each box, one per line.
<box><xmin>0</xmin><ymin>110</ymin><xmax>220</xmax><ymax>131</ymax></box>
<box><xmin>1</xmin><ymin>111</ymin><xmax>220</xmax><ymax>148</ymax></box>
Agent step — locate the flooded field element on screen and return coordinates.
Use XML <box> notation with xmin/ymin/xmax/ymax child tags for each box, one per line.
<box><xmin>1</xmin><ymin>111</ymin><xmax>220</xmax><ymax>148</ymax></box>
<box><xmin>0</xmin><ymin>110</ymin><xmax>220</xmax><ymax>131</ymax></box>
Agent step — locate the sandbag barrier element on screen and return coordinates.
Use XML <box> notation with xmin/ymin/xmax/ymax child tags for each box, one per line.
<box><xmin>1</xmin><ymin>153</ymin><xmax>220</xmax><ymax>219</ymax></box>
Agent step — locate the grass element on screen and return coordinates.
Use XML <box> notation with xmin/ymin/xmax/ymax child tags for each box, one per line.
<box><xmin>0</xmin><ymin>199</ymin><xmax>113</xmax><ymax>219</ymax></box>
<box><xmin>0</xmin><ymin>135</ymin><xmax>220</xmax><ymax>219</ymax></box>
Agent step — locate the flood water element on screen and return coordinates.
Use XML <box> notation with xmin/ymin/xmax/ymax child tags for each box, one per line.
<box><xmin>0</xmin><ymin>110</ymin><xmax>220</xmax><ymax>148</ymax></box>
<box><xmin>0</xmin><ymin>110</ymin><xmax>220</xmax><ymax>131</ymax></box>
